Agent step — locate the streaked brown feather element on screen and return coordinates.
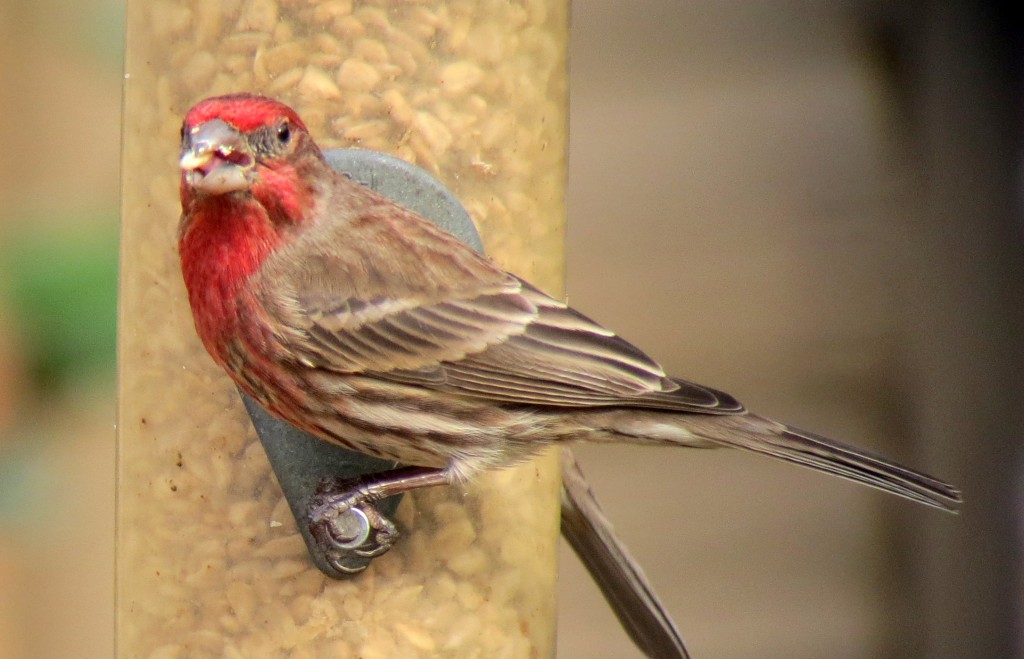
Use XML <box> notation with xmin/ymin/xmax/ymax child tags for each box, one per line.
<box><xmin>254</xmin><ymin>175</ymin><xmax>743</xmax><ymax>415</ymax></box>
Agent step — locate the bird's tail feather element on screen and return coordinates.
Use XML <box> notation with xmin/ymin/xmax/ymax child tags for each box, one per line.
<box><xmin>707</xmin><ymin>415</ymin><xmax>962</xmax><ymax>513</ymax></box>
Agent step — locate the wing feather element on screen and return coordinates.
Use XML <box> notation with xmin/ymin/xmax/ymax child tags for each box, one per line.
<box><xmin>255</xmin><ymin>199</ymin><xmax>741</xmax><ymax>414</ymax></box>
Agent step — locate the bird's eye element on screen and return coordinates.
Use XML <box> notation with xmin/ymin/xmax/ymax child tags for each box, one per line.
<box><xmin>276</xmin><ymin>122</ymin><xmax>291</xmax><ymax>144</ymax></box>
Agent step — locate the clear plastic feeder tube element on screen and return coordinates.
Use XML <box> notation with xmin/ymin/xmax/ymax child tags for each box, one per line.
<box><xmin>117</xmin><ymin>1</ymin><xmax>567</xmax><ymax>656</ymax></box>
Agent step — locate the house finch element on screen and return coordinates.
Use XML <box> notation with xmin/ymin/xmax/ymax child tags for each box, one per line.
<box><xmin>177</xmin><ymin>92</ymin><xmax>959</xmax><ymax>541</ymax></box>
<box><xmin>178</xmin><ymin>93</ymin><xmax>959</xmax><ymax>658</ymax></box>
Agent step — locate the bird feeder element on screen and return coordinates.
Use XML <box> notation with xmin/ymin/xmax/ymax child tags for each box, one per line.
<box><xmin>117</xmin><ymin>1</ymin><xmax>567</xmax><ymax>655</ymax></box>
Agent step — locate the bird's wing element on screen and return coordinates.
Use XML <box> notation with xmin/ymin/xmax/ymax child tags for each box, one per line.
<box><xmin>257</xmin><ymin>199</ymin><xmax>742</xmax><ymax>413</ymax></box>
<box><xmin>266</xmin><ymin>272</ymin><xmax>741</xmax><ymax>413</ymax></box>
<box><xmin>437</xmin><ymin>279</ymin><xmax>742</xmax><ymax>412</ymax></box>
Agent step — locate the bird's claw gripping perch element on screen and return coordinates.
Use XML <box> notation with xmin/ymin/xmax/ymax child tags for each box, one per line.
<box><xmin>308</xmin><ymin>477</ymin><xmax>400</xmax><ymax>574</ymax></box>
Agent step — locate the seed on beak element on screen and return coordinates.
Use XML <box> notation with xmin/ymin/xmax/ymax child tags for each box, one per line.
<box><xmin>180</xmin><ymin>119</ymin><xmax>255</xmax><ymax>194</ymax></box>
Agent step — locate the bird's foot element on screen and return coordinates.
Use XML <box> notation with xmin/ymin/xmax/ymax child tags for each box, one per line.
<box><xmin>308</xmin><ymin>477</ymin><xmax>400</xmax><ymax>574</ymax></box>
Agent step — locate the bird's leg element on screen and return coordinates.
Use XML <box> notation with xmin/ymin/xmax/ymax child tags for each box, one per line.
<box><xmin>307</xmin><ymin>466</ymin><xmax>453</xmax><ymax>572</ymax></box>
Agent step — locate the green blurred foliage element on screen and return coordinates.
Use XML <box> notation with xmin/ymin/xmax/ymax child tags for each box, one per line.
<box><xmin>1</xmin><ymin>215</ymin><xmax>118</xmax><ymax>395</ymax></box>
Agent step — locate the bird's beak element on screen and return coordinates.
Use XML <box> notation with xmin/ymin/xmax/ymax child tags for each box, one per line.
<box><xmin>180</xmin><ymin>118</ymin><xmax>255</xmax><ymax>195</ymax></box>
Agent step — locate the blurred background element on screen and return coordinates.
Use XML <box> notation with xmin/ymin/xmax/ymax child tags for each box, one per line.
<box><xmin>0</xmin><ymin>1</ymin><xmax>1020</xmax><ymax>658</ymax></box>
